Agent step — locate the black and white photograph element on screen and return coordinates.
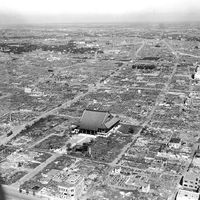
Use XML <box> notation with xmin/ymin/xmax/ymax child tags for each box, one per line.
<box><xmin>0</xmin><ymin>0</ymin><xmax>200</xmax><ymax>199</ymax></box>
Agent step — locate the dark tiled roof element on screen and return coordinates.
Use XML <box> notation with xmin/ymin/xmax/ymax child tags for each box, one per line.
<box><xmin>169</xmin><ymin>137</ymin><xmax>181</xmax><ymax>143</ymax></box>
<box><xmin>79</xmin><ymin>109</ymin><xmax>119</xmax><ymax>131</ymax></box>
<box><xmin>105</xmin><ymin>117</ymin><xmax>120</xmax><ymax>129</ymax></box>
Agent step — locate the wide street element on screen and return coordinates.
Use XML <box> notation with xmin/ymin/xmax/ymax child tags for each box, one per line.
<box><xmin>2</xmin><ymin>38</ymin><xmax>199</xmax><ymax>200</ymax></box>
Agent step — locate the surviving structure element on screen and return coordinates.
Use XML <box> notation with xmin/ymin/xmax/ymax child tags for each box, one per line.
<box><xmin>176</xmin><ymin>189</ymin><xmax>200</xmax><ymax>200</ymax></box>
<box><xmin>181</xmin><ymin>172</ymin><xmax>200</xmax><ymax>192</ymax></box>
<box><xmin>79</xmin><ymin>109</ymin><xmax>120</xmax><ymax>134</ymax></box>
<box><xmin>58</xmin><ymin>174</ymin><xmax>85</xmax><ymax>200</ymax></box>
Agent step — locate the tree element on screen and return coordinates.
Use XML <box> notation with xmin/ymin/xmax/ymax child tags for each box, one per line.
<box><xmin>18</xmin><ymin>162</ymin><xmax>22</xmax><ymax>167</ymax></box>
<box><xmin>66</xmin><ymin>143</ymin><xmax>71</xmax><ymax>151</ymax></box>
<box><xmin>7</xmin><ymin>131</ymin><xmax>13</xmax><ymax>137</ymax></box>
<box><xmin>26</xmin><ymin>188</ymin><xmax>29</xmax><ymax>194</ymax></box>
<box><xmin>129</xmin><ymin>127</ymin><xmax>134</xmax><ymax>134</ymax></box>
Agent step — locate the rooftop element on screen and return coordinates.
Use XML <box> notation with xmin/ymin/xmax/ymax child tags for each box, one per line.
<box><xmin>58</xmin><ymin>173</ymin><xmax>84</xmax><ymax>188</ymax></box>
<box><xmin>184</xmin><ymin>172</ymin><xmax>199</xmax><ymax>181</ymax></box>
<box><xmin>79</xmin><ymin>109</ymin><xmax>119</xmax><ymax>131</ymax></box>
<box><xmin>169</xmin><ymin>137</ymin><xmax>181</xmax><ymax>144</ymax></box>
<box><xmin>177</xmin><ymin>189</ymin><xmax>200</xmax><ymax>200</ymax></box>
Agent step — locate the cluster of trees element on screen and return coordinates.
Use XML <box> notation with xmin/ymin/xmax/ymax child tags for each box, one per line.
<box><xmin>132</xmin><ymin>63</ymin><xmax>156</xmax><ymax>70</ymax></box>
<box><xmin>0</xmin><ymin>40</ymin><xmax>99</xmax><ymax>54</ymax></box>
<box><xmin>140</xmin><ymin>56</ymin><xmax>160</xmax><ymax>61</ymax></box>
<box><xmin>0</xmin><ymin>43</ymin><xmax>37</xmax><ymax>54</ymax></box>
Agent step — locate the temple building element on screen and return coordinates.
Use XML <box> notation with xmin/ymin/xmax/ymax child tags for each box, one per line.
<box><xmin>79</xmin><ymin>109</ymin><xmax>120</xmax><ymax>134</ymax></box>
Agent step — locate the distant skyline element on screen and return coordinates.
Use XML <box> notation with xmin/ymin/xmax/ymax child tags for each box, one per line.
<box><xmin>0</xmin><ymin>0</ymin><xmax>200</xmax><ymax>24</ymax></box>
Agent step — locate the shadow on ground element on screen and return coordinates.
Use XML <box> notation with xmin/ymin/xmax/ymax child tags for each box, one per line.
<box><xmin>0</xmin><ymin>185</ymin><xmax>6</xmax><ymax>200</ymax></box>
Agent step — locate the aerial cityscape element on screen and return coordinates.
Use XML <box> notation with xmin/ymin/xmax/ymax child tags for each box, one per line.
<box><xmin>1</xmin><ymin>0</ymin><xmax>200</xmax><ymax>200</ymax></box>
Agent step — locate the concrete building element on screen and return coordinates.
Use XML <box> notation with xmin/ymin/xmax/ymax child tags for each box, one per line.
<box><xmin>195</xmin><ymin>71</ymin><xmax>200</xmax><ymax>80</ymax></box>
<box><xmin>182</xmin><ymin>173</ymin><xmax>200</xmax><ymax>192</ymax></box>
<box><xmin>193</xmin><ymin>148</ymin><xmax>200</xmax><ymax>166</ymax></box>
<box><xmin>79</xmin><ymin>109</ymin><xmax>119</xmax><ymax>134</ymax></box>
<box><xmin>169</xmin><ymin>137</ymin><xmax>182</xmax><ymax>149</ymax></box>
<box><xmin>58</xmin><ymin>173</ymin><xmax>85</xmax><ymax>200</ymax></box>
<box><xmin>24</xmin><ymin>87</ymin><xmax>32</xmax><ymax>93</ymax></box>
<box><xmin>111</xmin><ymin>167</ymin><xmax>121</xmax><ymax>175</ymax></box>
<box><xmin>176</xmin><ymin>189</ymin><xmax>200</xmax><ymax>200</ymax></box>
<box><xmin>194</xmin><ymin>66</ymin><xmax>200</xmax><ymax>80</ymax></box>
<box><xmin>125</xmin><ymin>174</ymin><xmax>149</xmax><ymax>190</ymax></box>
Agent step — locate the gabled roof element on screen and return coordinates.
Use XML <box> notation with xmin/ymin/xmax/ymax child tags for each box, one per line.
<box><xmin>79</xmin><ymin>109</ymin><xmax>110</xmax><ymax>131</ymax></box>
<box><xmin>105</xmin><ymin>117</ymin><xmax>120</xmax><ymax>129</ymax></box>
<box><xmin>79</xmin><ymin>109</ymin><xmax>119</xmax><ymax>131</ymax></box>
<box><xmin>169</xmin><ymin>137</ymin><xmax>181</xmax><ymax>144</ymax></box>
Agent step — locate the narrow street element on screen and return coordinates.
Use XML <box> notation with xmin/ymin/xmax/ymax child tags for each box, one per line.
<box><xmin>11</xmin><ymin>153</ymin><xmax>60</xmax><ymax>188</ymax></box>
<box><xmin>111</xmin><ymin>39</ymin><xmax>179</xmax><ymax>166</ymax></box>
<box><xmin>2</xmin><ymin>39</ymin><xmax>197</xmax><ymax>200</ymax></box>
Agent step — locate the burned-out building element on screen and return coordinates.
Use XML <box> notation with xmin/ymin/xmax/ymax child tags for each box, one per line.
<box><xmin>181</xmin><ymin>172</ymin><xmax>200</xmax><ymax>192</ymax></box>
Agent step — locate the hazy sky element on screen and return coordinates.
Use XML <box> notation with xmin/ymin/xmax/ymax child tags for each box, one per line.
<box><xmin>0</xmin><ymin>0</ymin><xmax>200</xmax><ymax>23</ymax></box>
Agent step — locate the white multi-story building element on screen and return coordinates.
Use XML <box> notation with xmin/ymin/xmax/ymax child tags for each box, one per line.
<box><xmin>182</xmin><ymin>172</ymin><xmax>200</xmax><ymax>192</ymax></box>
<box><xmin>176</xmin><ymin>189</ymin><xmax>200</xmax><ymax>200</ymax></box>
<box><xmin>58</xmin><ymin>174</ymin><xmax>85</xmax><ymax>200</ymax></box>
